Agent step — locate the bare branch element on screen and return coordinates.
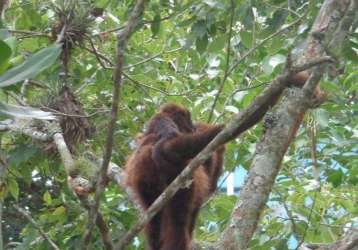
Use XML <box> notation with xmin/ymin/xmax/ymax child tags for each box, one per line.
<box><xmin>51</xmin><ymin>130</ymin><xmax>115</xmax><ymax>250</ymax></box>
<box><xmin>0</xmin><ymin>119</ymin><xmax>51</xmax><ymax>141</ymax></box>
<box><xmin>123</xmin><ymin>47</ymin><xmax>182</xmax><ymax>70</ymax></box>
<box><xmin>207</xmin><ymin>6</ymin><xmax>307</xmax><ymax>122</ymax></box>
<box><xmin>207</xmin><ymin>0</ymin><xmax>236</xmax><ymax>122</ymax></box>
<box><xmin>7</xmin><ymin>29</ymin><xmax>49</xmax><ymax>38</ymax></box>
<box><xmin>82</xmin><ymin>0</ymin><xmax>146</xmax><ymax>248</ymax></box>
<box><xmin>227</xmin><ymin>7</ymin><xmax>307</xmax><ymax>78</ymax></box>
<box><xmin>123</xmin><ymin>73</ymin><xmax>194</xmax><ymax>97</ymax></box>
<box><xmin>296</xmin><ymin>192</ymin><xmax>319</xmax><ymax>250</ymax></box>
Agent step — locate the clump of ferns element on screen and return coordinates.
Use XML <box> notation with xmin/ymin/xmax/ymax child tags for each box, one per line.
<box><xmin>50</xmin><ymin>0</ymin><xmax>96</xmax><ymax>64</ymax></box>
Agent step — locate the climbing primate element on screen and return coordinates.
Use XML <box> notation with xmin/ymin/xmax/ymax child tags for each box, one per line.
<box><xmin>125</xmin><ymin>70</ymin><xmax>315</xmax><ymax>250</ymax></box>
<box><xmin>125</xmin><ymin>104</ymin><xmax>224</xmax><ymax>250</ymax></box>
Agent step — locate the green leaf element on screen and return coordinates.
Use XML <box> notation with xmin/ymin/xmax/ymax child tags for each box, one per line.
<box><xmin>342</xmin><ymin>41</ymin><xmax>358</xmax><ymax>62</ymax></box>
<box><xmin>240</xmin><ymin>31</ymin><xmax>252</xmax><ymax>48</ymax></box>
<box><xmin>343</xmin><ymin>70</ymin><xmax>358</xmax><ymax>90</ymax></box>
<box><xmin>262</xmin><ymin>54</ymin><xmax>286</xmax><ymax>74</ymax></box>
<box><xmin>208</xmin><ymin>35</ymin><xmax>226</xmax><ymax>52</ymax></box>
<box><xmin>9</xmin><ymin>145</ymin><xmax>38</xmax><ymax>167</ymax></box>
<box><xmin>0</xmin><ymin>40</ymin><xmax>12</xmax><ymax>66</ymax></box>
<box><xmin>327</xmin><ymin>170</ymin><xmax>343</xmax><ymax>187</ymax></box>
<box><xmin>269</xmin><ymin>36</ymin><xmax>285</xmax><ymax>53</ymax></box>
<box><xmin>0</xmin><ymin>102</ymin><xmax>55</xmax><ymax>120</ymax></box>
<box><xmin>192</xmin><ymin>21</ymin><xmax>207</xmax><ymax>38</ymax></box>
<box><xmin>268</xmin><ymin>9</ymin><xmax>288</xmax><ymax>30</ymax></box>
<box><xmin>0</xmin><ymin>29</ymin><xmax>11</xmax><ymax>40</ymax></box>
<box><xmin>0</xmin><ymin>44</ymin><xmax>61</xmax><ymax>87</ymax></box>
<box><xmin>52</xmin><ymin>206</ymin><xmax>66</xmax><ymax>216</ymax></box>
<box><xmin>238</xmin><ymin>3</ymin><xmax>254</xmax><ymax>28</ymax></box>
<box><xmin>8</xmin><ymin>177</ymin><xmax>19</xmax><ymax>200</ymax></box>
<box><xmin>313</xmin><ymin>109</ymin><xmax>329</xmax><ymax>128</ymax></box>
<box><xmin>4</xmin><ymin>37</ymin><xmax>16</xmax><ymax>54</ymax></box>
<box><xmin>151</xmin><ymin>14</ymin><xmax>161</xmax><ymax>37</ymax></box>
<box><xmin>196</xmin><ymin>34</ymin><xmax>208</xmax><ymax>54</ymax></box>
<box><xmin>43</xmin><ymin>191</ymin><xmax>52</xmax><ymax>206</ymax></box>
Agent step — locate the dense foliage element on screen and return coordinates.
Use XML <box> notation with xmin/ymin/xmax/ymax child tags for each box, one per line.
<box><xmin>0</xmin><ymin>0</ymin><xmax>357</xmax><ymax>249</ymax></box>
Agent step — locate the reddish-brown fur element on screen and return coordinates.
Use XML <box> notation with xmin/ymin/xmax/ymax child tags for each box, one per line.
<box><xmin>124</xmin><ymin>73</ymin><xmax>314</xmax><ymax>250</ymax></box>
<box><xmin>125</xmin><ymin>104</ymin><xmax>224</xmax><ymax>250</ymax></box>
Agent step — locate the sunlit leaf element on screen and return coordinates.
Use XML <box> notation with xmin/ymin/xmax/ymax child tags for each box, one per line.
<box><xmin>262</xmin><ymin>54</ymin><xmax>286</xmax><ymax>74</ymax></box>
<box><xmin>0</xmin><ymin>44</ymin><xmax>61</xmax><ymax>87</ymax></box>
<box><xmin>43</xmin><ymin>191</ymin><xmax>52</xmax><ymax>206</ymax></box>
<box><xmin>151</xmin><ymin>14</ymin><xmax>161</xmax><ymax>37</ymax></box>
<box><xmin>240</xmin><ymin>31</ymin><xmax>252</xmax><ymax>48</ymax></box>
<box><xmin>8</xmin><ymin>177</ymin><xmax>19</xmax><ymax>200</ymax></box>
<box><xmin>0</xmin><ymin>40</ymin><xmax>12</xmax><ymax>66</ymax></box>
<box><xmin>0</xmin><ymin>102</ymin><xmax>55</xmax><ymax>120</ymax></box>
<box><xmin>313</xmin><ymin>109</ymin><xmax>329</xmax><ymax>128</ymax></box>
<box><xmin>344</xmin><ymin>70</ymin><xmax>358</xmax><ymax>89</ymax></box>
<box><xmin>208</xmin><ymin>35</ymin><xmax>227</xmax><ymax>53</ymax></box>
<box><xmin>327</xmin><ymin>170</ymin><xmax>343</xmax><ymax>187</ymax></box>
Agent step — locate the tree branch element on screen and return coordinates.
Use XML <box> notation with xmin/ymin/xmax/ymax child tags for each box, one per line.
<box><xmin>0</xmin><ymin>118</ymin><xmax>115</xmax><ymax>249</ymax></box>
<box><xmin>302</xmin><ymin>229</ymin><xmax>358</xmax><ymax>250</ymax></box>
<box><xmin>207</xmin><ymin>5</ymin><xmax>307</xmax><ymax>122</ymax></box>
<box><xmin>82</xmin><ymin>0</ymin><xmax>146</xmax><ymax>248</ymax></box>
<box><xmin>14</xmin><ymin>205</ymin><xmax>60</xmax><ymax>250</ymax></box>
<box><xmin>207</xmin><ymin>0</ymin><xmax>236</xmax><ymax>122</ymax></box>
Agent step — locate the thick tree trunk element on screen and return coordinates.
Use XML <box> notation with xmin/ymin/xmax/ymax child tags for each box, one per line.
<box><xmin>218</xmin><ymin>0</ymin><xmax>357</xmax><ymax>249</ymax></box>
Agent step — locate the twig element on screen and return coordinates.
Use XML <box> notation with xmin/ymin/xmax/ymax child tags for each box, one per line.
<box><xmin>14</xmin><ymin>205</ymin><xmax>60</xmax><ymax>250</ymax></box>
<box><xmin>0</xmin><ymin>119</ymin><xmax>51</xmax><ymax>141</ymax></box>
<box><xmin>291</xmin><ymin>56</ymin><xmax>334</xmax><ymax>74</ymax></box>
<box><xmin>52</xmin><ymin>130</ymin><xmax>114</xmax><ymax>250</ymax></box>
<box><xmin>214</xmin><ymin>81</ymin><xmax>269</xmax><ymax>123</ymax></box>
<box><xmin>123</xmin><ymin>73</ymin><xmax>194</xmax><ymax>97</ymax></box>
<box><xmin>123</xmin><ymin>47</ymin><xmax>182</xmax><ymax>69</ymax></box>
<box><xmin>264</xmin><ymin>1</ymin><xmax>303</xmax><ymax>18</ymax></box>
<box><xmin>78</xmin><ymin>197</ymin><xmax>114</xmax><ymax>250</ymax></box>
<box><xmin>227</xmin><ymin>8</ymin><xmax>307</xmax><ymax>78</ymax></box>
<box><xmin>84</xmin><ymin>35</ymin><xmax>114</xmax><ymax>67</ymax></box>
<box><xmin>211</xmin><ymin>55</ymin><xmax>333</xmax><ymax>125</ymax></box>
<box><xmin>207</xmin><ymin>6</ymin><xmax>307</xmax><ymax>122</ymax></box>
<box><xmin>7</xmin><ymin>29</ymin><xmax>49</xmax><ymax>38</ymax></box>
<box><xmin>207</xmin><ymin>0</ymin><xmax>236</xmax><ymax>122</ymax></box>
<box><xmin>274</xmin><ymin>189</ymin><xmax>298</xmax><ymax>235</ymax></box>
<box><xmin>94</xmin><ymin>25</ymin><xmax>126</xmax><ymax>37</ymax></box>
<box><xmin>5</xmin><ymin>91</ymin><xmax>27</xmax><ymax>106</ymax></box>
<box><xmin>42</xmin><ymin>106</ymin><xmax>111</xmax><ymax>118</ymax></box>
<box><xmin>308</xmin><ymin>120</ymin><xmax>320</xmax><ymax>182</ymax></box>
<box><xmin>0</xmin><ymin>200</ymin><xmax>2</xmax><ymax>250</ymax></box>
<box><xmin>82</xmin><ymin>0</ymin><xmax>146</xmax><ymax>248</ymax></box>
<box><xmin>295</xmin><ymin>191</ymin><xmax>318</xmax><ymax>250</ymax></box>
<box><xmin>94</xmin><ymin>4</ymin><xmax>190</xmax><ymax>37</ymax></box>
<box><xmin>26</xmin><ymin>79</ymin><xmax>50</xmax><ymax>89</ymax></box>
<box><xmin>277</xmin><ymin>217</ymin><xmax>355</xmax><ymax>230</ymax></box>
<box><xmin>0</xmin><ymin>144</ymin><xmax>7</xmax><ymax>250</ymax></box>
<box><xmin>85</xmin><ymin>45</ymin><xmax>193</xmax><ymax>97</ymax></box>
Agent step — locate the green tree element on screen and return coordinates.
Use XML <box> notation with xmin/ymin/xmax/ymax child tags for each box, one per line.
<box><xmin>0</xmin><ymin>0</ymin><xmax>356</xmax><ymax>249</ymax></box>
